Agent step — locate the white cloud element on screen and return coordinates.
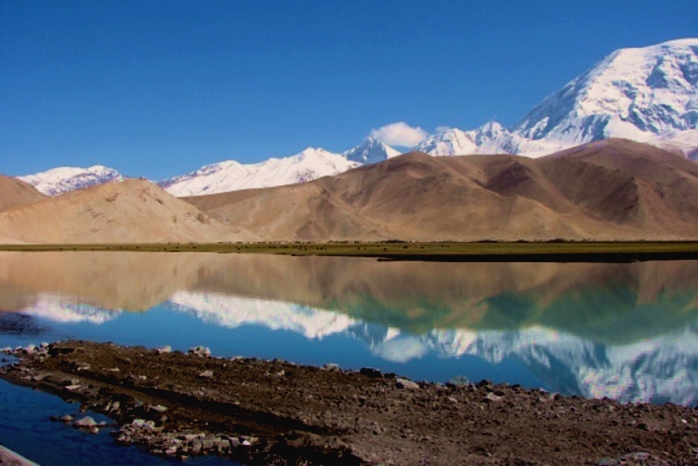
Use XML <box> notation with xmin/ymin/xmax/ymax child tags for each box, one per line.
<box><xmin>369</xmin><ymin>122</ymin><xmax>428</xmax><ymax>147</ymax></box>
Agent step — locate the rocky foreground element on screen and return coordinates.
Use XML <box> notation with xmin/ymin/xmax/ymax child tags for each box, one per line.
<box><xmin>1</xmin><ymin>341</ymin><xmax>697</xmax><ymax>466</ymax></box>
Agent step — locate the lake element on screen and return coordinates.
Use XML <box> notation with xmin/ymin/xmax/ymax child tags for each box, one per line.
<box><xmin>0</xmin><ymin>251</ymin><xmax>697</xmax><ymax>465</ymax></box>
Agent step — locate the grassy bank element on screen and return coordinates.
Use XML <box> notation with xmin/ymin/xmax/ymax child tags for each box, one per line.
<box><xmin>1</xmin><ymin>241</ymin><xmax>698</xmax><ymax>261</ymax></box>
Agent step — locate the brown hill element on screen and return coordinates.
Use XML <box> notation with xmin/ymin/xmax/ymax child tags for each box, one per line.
<box><xmin>0</xmin><ymin>179</ymin><xmax>256</xmax><ymax>244</ymax></box>
<box><xmin>186</xmin><ymin>139</ymin><xmax>698</xmax><ymax>241</ymax></box>
<box><xmin>0</xmin><ymin>175</ymin><xmax>46</xmax><ymax>212</ymax></box>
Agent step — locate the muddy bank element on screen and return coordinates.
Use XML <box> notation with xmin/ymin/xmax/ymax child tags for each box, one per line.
<box><xmin>1</xmin><ymin>341</ymin><xmax>697</xmax><ymax>466</ymax></box>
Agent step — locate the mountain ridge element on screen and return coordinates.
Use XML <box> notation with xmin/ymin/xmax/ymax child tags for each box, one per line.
<box><xmin>183</xmin><ymin>139</ymin><xmax>698</xmax><ymax>242</ymax></box>
<box><xmin>15</xmin><ymin>38</ymin><xmax>697</xmax><ymax>197</ymax></box>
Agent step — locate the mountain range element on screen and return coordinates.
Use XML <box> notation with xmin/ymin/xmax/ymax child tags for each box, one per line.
<box><xmin>14</xmin><ymin>38</ymin><xmax>698</xmax><ymax>198</ymax></box>
<box><xmin>2</xmin><ymin>138</ymin><xmax>698</xmax><ymax>243</ymax></box>
<box><xmin>1</xmin><ymin>39</ymin><xmax>698</xmax><ymax>244</ymax></box>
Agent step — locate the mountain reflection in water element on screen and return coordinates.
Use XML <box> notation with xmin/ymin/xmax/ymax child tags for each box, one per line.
<box><xmin>0</xmin><ymin>251</ymin><xmax>696</xmax><ymax>406</ymax></box>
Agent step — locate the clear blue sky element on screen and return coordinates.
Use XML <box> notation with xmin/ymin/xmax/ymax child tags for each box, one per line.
<box><xmin>1</xmin><ymin>0</ymin><xmax>696</xmax><ymax>179</ymax></box>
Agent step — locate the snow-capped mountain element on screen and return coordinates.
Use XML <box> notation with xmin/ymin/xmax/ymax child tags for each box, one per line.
<box><xmin>342</xmin><ymin>137</ymin><xmax>401</xmax><ymax>164</ymax></box>
<box><xmin>18</xmin><ymin>39</ymin><xmax>697</xmax><ymax>196</ymax></box>
<box><xmin>416</xmin><ymin>38</ymin><xmax>698</xmax><ymax>157</ymax></box>
<box><xmin>414</xmin><ymin>123</ymin><xmax>561</xmax><ymax>157</ymax></box>
<box><xmin>515</xmin><ymin>38</ymin><xmax>698</xmax><ymax>146</ymax></box>
<box><xmin>18</xmin><ymin>165</ymin><xmax>124</xmax><ymax>196</ymax></box>
<box><xmin>160</xmin><ymin>147</ymin><xmax>359</xmax><ymax>197</ymax></box>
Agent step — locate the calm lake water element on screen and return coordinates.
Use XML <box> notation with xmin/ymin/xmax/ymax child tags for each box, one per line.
<box><xmin>1</xmin><ymin>251</ymin><xmax>697</xmax><ymax>465</ymax></box>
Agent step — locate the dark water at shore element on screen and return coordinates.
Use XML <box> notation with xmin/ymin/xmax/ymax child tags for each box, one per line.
<box><xmin>0</xmin><ymin>251</ymin><xmax>697</xmax><ymax>464</ymax></box>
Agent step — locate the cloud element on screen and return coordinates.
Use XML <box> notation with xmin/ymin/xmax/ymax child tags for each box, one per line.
<box><xmin>369</xmin><ymin>122</ymin><xmax>428</xmax><ymax>147</ymax></box>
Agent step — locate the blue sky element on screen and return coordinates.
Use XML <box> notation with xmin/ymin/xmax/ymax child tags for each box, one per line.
<box><xmin>1</xmin><ymin>0</ymin><xmax>696</xmax><ymax>179</ymax></box>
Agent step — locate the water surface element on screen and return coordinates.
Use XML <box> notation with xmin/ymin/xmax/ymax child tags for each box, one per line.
<box><xmin>1</xmin><ymin>251</ymin><xmax>697</xmax><ymax>464</ymax></box>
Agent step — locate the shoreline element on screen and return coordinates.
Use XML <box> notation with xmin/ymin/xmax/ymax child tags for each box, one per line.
<box><xmin>0</xmin><ymin>444</ymin><xmax>40</xmax><ymax>466</ymax></box>
<box><xmin>1</xmin><ymin>340</ymin><xmax>696</xmax><ymax>465</ymax></box>
<box><xmin>0</xmin><ymin>241</ymin><xmax>697</xmax><ymax>262</ymax></box>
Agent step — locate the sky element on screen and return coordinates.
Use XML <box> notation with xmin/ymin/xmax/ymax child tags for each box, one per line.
<box><xmin>1</xmin><ymin>0</ymin><xmax>696</xmax><ymax>180</ymax></box>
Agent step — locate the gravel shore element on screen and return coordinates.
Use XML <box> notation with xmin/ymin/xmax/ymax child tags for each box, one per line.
<box><xmin>1</xmin><ymin>340</ymin><xmax>697</xmax><ymax>465</ymax></box>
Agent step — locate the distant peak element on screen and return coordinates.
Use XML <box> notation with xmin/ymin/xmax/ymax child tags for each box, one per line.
<box><xmin>479</xmin><ymin>121</ymin><xmax>504</xmax><ymax>132</ymax></box>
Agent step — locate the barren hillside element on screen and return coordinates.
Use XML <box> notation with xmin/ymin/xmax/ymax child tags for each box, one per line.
<box><xmin>0</xmin><ymin>174</ymin><xmax>46</xmax><ymax>212</ymax></box>
<box><xmin>0</xmin><ymin>179</ymin><xmax>256</xmax><ymax>244</ymax></box>
<box><xmin>186</xmin><ymin>139</ymin><xmax>698</xmax><ymax>241</ymax></box>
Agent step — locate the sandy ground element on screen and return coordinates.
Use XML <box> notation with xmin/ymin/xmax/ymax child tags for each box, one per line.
<box><xmin>1</xmin><ymin>340</ymin><xmax>697</xmax><ymax>466</ymax></box>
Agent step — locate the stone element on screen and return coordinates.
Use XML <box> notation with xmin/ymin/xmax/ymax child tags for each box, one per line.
<box><xmin>74</xmin><ymin>416</ymin><xmax>98</xmax><ymax>428</ymax></box>
<box><xmin>198</xmin><ymin>370</ymin><xmax>214</xmax><ymax>379</ymax></box>
<box><xmin>188</xmin><ymin>346</ymin><xmax>211</xmax><ymax>357</ymax></box>
<box><xmin>150</xmin><ymin>404</ymin><xmax>168</xmax><ymax>413</ymax></box>
<box><xmin>155</xmin><ymin>345</ymin><xmax>172</xmax><ymax>354</ymax></box>
<box><xmin>596</xmin><ymin>458</ymin><xmax>618</xmax><ymax>466</ymax></box>
<box><xmin>396</xmin><ymin>378</ymin><xmax>420</xmax><ymax>390</ymax></box>
<box><xmin>60</xmin><ymin>414</ymin><xmax>74</xmax><ymax>423</ymax></box>
<box><xmin>360</xmin><ymin>367</ymin><xmax>382</xmax><ymax>378</ymax></box>
<box><xmin>217</xmin><ymin>439</ymin><xmax>231</xmax><ymax>450</ymax></box>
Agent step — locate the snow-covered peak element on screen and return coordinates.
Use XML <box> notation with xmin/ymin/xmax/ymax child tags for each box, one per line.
<box><xmin>342</xmin><ymin>137</ymin><xmax>401</xmax><ymax>165</ymax></box>
<box><xmin>413</xmin><ymin>122</ymin><xmax>556</xmax><ymax>156</ymax></box>
<box><xmin>161</xmin><ymin>147</ymin><xmax>359</xmax><ymax>197</ymax></box>
<box><xmin>514</xmin><ymin>38</ymin><xmax>698</xmax><ymax>145</ymax></box>
<box><xmin>19</xmin><ymin>165</ymin><xmax>124</xmax><ymax>196</ymax></box>
<box><xmin>414</xmin><ymin>128</ymin><xmax>479</xmax><ymax>155</ymax></box>
<box><xmin>411</xmin><ymin>39</ymin><xmax>698</xmax><ymax>159</ymax></box>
